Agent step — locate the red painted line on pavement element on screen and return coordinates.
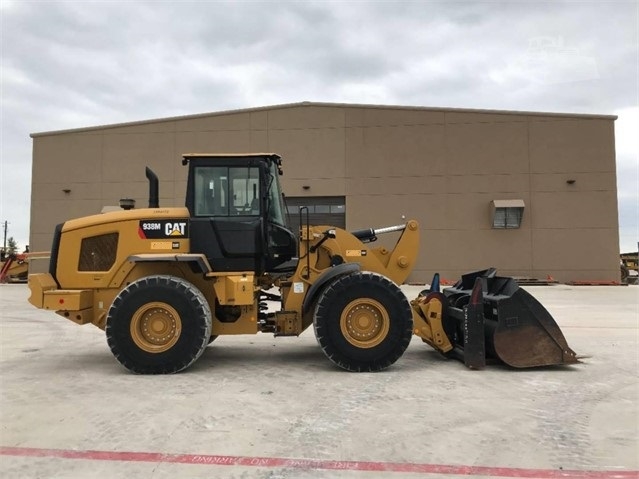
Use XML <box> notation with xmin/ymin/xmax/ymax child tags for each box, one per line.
<box><xmin>0</xmin><ymin>446</ymin><xmax>636</xmax><ymax>478</ymax></box>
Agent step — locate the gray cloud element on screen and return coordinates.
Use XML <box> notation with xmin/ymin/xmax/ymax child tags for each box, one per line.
<box><xmin>1</xmin><ymin>1</ymin><xmax>637</xmax><ymax>251</ymax></box>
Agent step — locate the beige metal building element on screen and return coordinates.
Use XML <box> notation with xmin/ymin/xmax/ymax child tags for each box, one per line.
<box><xmin>30</xmin><ymin>102</ymin><xmax>620</xmax><ymax>282</ymax></box>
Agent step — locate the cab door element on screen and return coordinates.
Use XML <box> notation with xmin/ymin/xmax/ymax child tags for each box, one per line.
<box><xmin>188</xmin><ymin>164</ymin><xmax>264</xmax><ymax>272</ymax></box>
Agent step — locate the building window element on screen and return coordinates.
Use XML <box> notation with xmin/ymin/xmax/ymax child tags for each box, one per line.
<box><xmin>284</xmin><ymin>197</ymin><xmax>346</xmax><ymax>232</ymax></box>
<box><xmin>491</xmin><ymin>199</ymin><xmax>525</xmax><ymax>229</ymax></box>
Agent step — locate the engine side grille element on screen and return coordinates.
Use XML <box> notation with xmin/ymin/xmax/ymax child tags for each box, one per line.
<box><xmin>78</xmin><ymin>233</ymin><xmax>118</xmax><ymax>271</ymax></box>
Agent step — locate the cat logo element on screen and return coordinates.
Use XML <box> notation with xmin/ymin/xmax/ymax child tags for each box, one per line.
<box><xmin>165</xmin><ymin>222</ymin><xmax>187</xmax><ymax>236</ymax></box>
<box><xmin>138</xmin><ymin>220</ymin><xmax>189</xmax><ymax>239</ymax></box>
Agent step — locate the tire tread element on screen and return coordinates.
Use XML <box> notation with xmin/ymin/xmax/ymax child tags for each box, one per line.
<box><xmin>313</xmin><ymin>272</ymin><xmax>413</xmax><ymax>372</ymax></box>
<box><xmin>106</xmin><ymin>275</ymin><xmax>212</xmax><ymax>374</ymax></box>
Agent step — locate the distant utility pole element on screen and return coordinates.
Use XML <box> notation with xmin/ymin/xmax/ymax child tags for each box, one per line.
<box><xmin>2</xmin><ymin>221</ymin><xmax>7</xmax><ymax>253</ymax></box>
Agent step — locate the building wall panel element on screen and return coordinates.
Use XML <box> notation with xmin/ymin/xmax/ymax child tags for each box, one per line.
<box><xmin>268</xmin><ymin>128</ymin><xmax>345</xmax><ymax>180</ymax></box>
<box><xmin>531</xmin><ymin>171</ymin><xmax>617</xmax><ymax>192</ymax></box>
<box><xmin>529</xmin><ymin>119</ymin><xmax>615</xmax><ymax>173</ymax></box>
<box><xmin>281</xmin><ymin>178</ymin><xmax>346</xmax><ymax>197</ymax></box>
<box><xmin>445</xmin><ymin>111</ymin><xmax>529</xmax><ymax>124</ymax></box>
<box><xmin>445</xmin><ymin>121</ymin><xmax>529</xmax><ymax>175</ymax></box>
<box><xmin>345</xmin><ymin>124</ymin><xmax>447</xmax><ymax>178</ymax></box>
<box><xmin>267</xmin><ymin>106</ymin><xmax>345</xmax><ymax>130</ymax></box>
<box><xmin>436</xmin><ymin>228</ymin><xmax>533</xmax><ymax>273</ymax></box>
<box><xmin>446</xmin><ymin>173</ymin><xmax>530</xmax><ymax>194</ymax></box>
<box><xmin>102</xmin><ymin>132</ymin><xmax>176</xmax><ymax>183</ymax></box>
<box><xmin>532</xmin><ymin>228</ymin><xmax>620</xmax><ymax>275</ymax></box>
<box><xmin>249</xmin><ymin>130</ymin><xmax>269</xmax><ymax>151</ymax></box>
<box><xmin>174</xmin><ymin>130</ymin><xmax>251</xmax><ymax>158</ymax></box>
<box><xmin>175</xmin><ymin>112</ymin><xmax>251</xmax><ymax>132</ymax></box>
<box><xmin>101</xmin><ymin>180</ymin><xmax>175</xmax><ymax>208</ymax></box>
<box><xmin>345</xmin><ymin>107</ymin><xmax>445</xmax><ymax>127</ymax></box>
<box><xmin>346</xmin><ymin>176</ymin><xmax>448</xmax><ymax>196</ymax></box>
<box><xmin>32</xmin><ymin>134</ymin><xmax>103</xmax><ymax>184</ymax></box>
<box><xmin>249</xmin><ymin>111</ymin><xmax>268</xmax><ymax>130</ymax></box>
<box><xmin>531</xmin><ymin>191</ymin><xmax>619</xmax><ymax>229</ymax></box>
<box><xmin>32</xmin><ymin>182</ymin><xmax>103</xmax><ymax>201</ymax></box>
<box><xmin>31</xmin><ymin>199</ymin><xmax>104</xmax><ymax>236</ymax></box>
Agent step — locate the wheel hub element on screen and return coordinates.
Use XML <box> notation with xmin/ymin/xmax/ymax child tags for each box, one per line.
<box><xmin>340</xmin><ymin>298</ymin><xmax>390</xmax><ymax>348</ymax></box>
<box><xmin>130</xmin><ymin>302</ymin><xmax>182</xmax><ymax>353</ymax></box>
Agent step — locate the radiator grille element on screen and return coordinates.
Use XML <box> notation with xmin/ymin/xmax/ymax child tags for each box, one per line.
<box><xmin>78</xmin><ymin>233</ymin><xmax>118</xmax><ymax>271</ymax></box>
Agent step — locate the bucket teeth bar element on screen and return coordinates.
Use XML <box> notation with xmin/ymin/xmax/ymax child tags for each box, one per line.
<box><xmin>461</xmin><ymin>278</ymin><xmax>486</xmax><ymax>369</ymax></box>
<box><xmin>412</xmin><ymin>269</ymin><xmax>580</xmax><ymax>369</ymax></box>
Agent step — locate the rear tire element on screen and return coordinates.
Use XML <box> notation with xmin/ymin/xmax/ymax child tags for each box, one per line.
<box><xmin>313</xmin><ymin>272</ymin><xmax>413</xmax><ymax>372</ymax></box>
<box><xmin>621</xmin><ymin>264</ymin><xmax>629</xmax><ymax>283</ymax></box>
<box><xmin>106</xmin><ymin>275</ymin><xmax>212</xmax><ymax>374</ymax></box>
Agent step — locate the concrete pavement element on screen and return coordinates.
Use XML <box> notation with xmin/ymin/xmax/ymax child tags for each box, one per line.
<box><xmin>1</xmin><ymin>283</ymin><xmax>637</xmax><ymax>479</ymax></box>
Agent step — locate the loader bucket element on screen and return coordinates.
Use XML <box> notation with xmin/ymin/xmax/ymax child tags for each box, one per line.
<box><xmin>443</xmin><ymin>269</ymin><xmax>580</xmax><ymax>368</ymax></box>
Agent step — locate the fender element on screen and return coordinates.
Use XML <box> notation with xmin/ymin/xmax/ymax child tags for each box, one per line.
<box><xmin>302</xmin><ymin>263</ymin><xmax>361</xmax><ymax>314</ymax></box>
<box><xmin>127</xmin><ymin>253</ymin><xmax>213</xmax><ymax>273</ymax></box>
<box><xmin>107</xmin><ymin>253</ymin><xmax>214</xmax><ymax>288</ymax></box>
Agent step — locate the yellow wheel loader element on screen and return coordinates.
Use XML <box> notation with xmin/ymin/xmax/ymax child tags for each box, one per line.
<box><xmin>28</xmin><ymin>153</ymin><xmax>579</xmax><ymax>373</ymax></box>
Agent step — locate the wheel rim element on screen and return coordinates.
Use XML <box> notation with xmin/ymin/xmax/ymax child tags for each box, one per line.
<box><xmin>130</xmin><ymin>302</ymin><xmax>182</xmax><ymax>353</ymax></box>
<box><xmin>340</xmin><ymin>298</ymin><xmax>390</xmax><ymax>348</ymax></box>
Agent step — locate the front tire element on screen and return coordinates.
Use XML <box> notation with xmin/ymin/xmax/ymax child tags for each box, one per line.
<box><xmin>106</xmin><ymin>275</ymin><xmax>212</xmax><ymax>374</ymax></box>
<box><xmin>313</xmin><ymin>272</ymin><xmax>413</xmax><ymax>372</ymax></box>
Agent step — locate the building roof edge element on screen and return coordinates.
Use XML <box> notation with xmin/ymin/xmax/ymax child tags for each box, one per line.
<box><xmin>30</xmin><ymin>101</ymin><xmax>618</xmax><ymax>137</ymax></box>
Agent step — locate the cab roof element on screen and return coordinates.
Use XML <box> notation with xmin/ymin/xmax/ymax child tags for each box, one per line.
<box><xmin>181</xmin><ymin>153</ymin><xmax>282</xmax><ymax>166</ymax></box>
<box><xmin>182</xmin><ymin>153</ymin><xmax>280</xmax><ymax>159</ymax></box>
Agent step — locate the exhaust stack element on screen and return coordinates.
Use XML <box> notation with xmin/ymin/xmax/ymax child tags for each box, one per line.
<box><xmin>145</xmin><ymin>167</ymin><xmax>159</xmax><ymax>208</ymax></box>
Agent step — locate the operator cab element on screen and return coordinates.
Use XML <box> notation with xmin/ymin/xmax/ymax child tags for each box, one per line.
<box><xmin>184</xmin><ymin>153</ymin><xmax>297</xmax><ymax>274</ymax></box>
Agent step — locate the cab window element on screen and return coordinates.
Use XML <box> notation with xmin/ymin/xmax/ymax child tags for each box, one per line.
<box><xmin>194</xmin><ymin>166</ymin><xmax>260</xmax><ymax>216</ymax></box>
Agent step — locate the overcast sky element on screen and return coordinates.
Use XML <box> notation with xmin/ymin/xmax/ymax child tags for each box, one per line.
<box><xmin>1</xmin><ymin>1</ymin><xmax>637</xmax><ymax>252</ymax></box>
